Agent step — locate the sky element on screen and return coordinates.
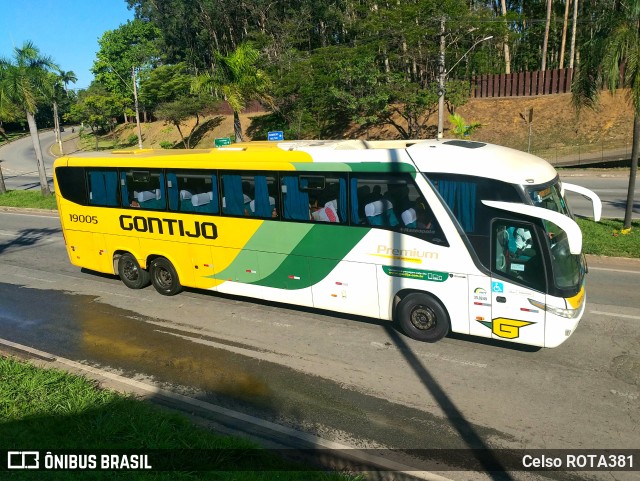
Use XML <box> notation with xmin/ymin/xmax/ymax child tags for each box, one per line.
<box><xmin>0</xmin><ymin>0</ymin><xmax>135</xmax><ymax>90</ymax></box>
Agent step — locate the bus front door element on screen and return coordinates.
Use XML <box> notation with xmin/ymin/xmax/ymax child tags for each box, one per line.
<box><xmin>489</xmin><ymin>221</ymin><xmax>546</xmax><ymax>347</ymax></box>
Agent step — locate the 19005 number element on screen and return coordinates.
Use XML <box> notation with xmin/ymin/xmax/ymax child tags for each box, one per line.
<box><xmin>69</xmin><ymin>214</ymin><xmax>98</xmax><ymax>224</ymax></box>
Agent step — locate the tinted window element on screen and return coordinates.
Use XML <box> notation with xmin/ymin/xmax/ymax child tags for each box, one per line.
<box><xmin>427</xmin><ymin>174</ymin><xmax>522</xmax><ymax>235</ymax></box>
<box><xmin>167</xmin><ymin>171</ymin><xmax>219</xmax><ymax>214</ymax></box>
<box><xmin>281</xmin><ymin>173</ymin><xmax>347</xmax><ymax>224</ymax></box>
<box><xmin>493</xmin><ymin>220</ymin><xmax>546</xmax><ymax>292</ymax></box>
<box><xmin>55</xmin><ymin>167</ymin><xmax>87</xmax><ymax>205</ymax></box>
<box><xmin>351</xmin><ymin>173</ymin><xmax>446</xmax><ymax>244</ymax></box>
<box><xmin>87</xmin><ymin>169</ymin><xmax>119</xmax><ymax>207</ymax></box>
<box><xmin>121</xmin><ymin>169</ymin><xmax>166</xmax><ymax>210</ymax></box>
<box><xmin>221</xmin><ymin>172</ymin><xmax>278</xmax><ymax>219</ymax></box>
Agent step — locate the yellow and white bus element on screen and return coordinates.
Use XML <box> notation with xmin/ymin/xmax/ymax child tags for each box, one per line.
<box><xmin>53</xmin><ymin>139</ymin><xmax>601</xmax><ymax>348</ymax></box>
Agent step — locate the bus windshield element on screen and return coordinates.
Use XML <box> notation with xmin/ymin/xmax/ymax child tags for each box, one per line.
<box><xmin>544</xmin><ymin>220</ymin><xmax>584</xmax><ymax>290</ymax></box>
<box><xmin>527</xmin><ymin>182</ymin><xmax>571</xmax><ymax>216</ymax></box>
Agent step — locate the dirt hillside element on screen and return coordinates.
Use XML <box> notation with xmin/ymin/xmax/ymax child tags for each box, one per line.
<box><xmin>111</xmin><ymin>90</ymin><xmax>634</xmax><ymax>155</ymax></box>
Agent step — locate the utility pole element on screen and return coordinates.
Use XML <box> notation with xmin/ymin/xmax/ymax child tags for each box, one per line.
<box><xmin>132</xmin><ymin>67</ymin><xmax>144</xmax><ymax>149</ymax></box>
<box><xmin>437</xmin><ymin>17</ymin><xmax>446</xmax><ymax>140</ymax></box>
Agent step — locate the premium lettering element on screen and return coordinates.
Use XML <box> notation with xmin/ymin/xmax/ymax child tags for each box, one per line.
<box><xmin>376</xmin><ymin>244</ymin><xmax>439</xmax><ymax>260</ymax></box>
<box><xmin>119</xmin><ymin>215</ymin><xmax>218</xmax><ymax>240</ymax></box>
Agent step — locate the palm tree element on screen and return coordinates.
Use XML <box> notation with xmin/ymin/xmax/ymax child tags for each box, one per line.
<box><xmin>58</xmin><ymin>70</ymin><xmax>78</xmax><ymax>96</ymax></box>
<box><xmin>192</xmin><ymin>43</ymin><xmax>272</xmax><ymax>142</ymax></box>
<box><xmin>0</xmin><ymin>41</ymin><xmax>59</xmax><ymax>196</ymax></box>
<box><xmin>573</xmin><ymin>0</ymin><xmax>639</xmax><ymax>229</ymax></box>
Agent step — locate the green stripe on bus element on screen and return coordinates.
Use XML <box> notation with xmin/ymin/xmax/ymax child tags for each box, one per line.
<box><xmin>290</xmin><ymin>162</ymin><xmax>416</xmax><ymax>174</ymax></box>
<box><xmin>355</xmin><ymin>162</ymin><xmax>416</xmax><ymax>173</ymax></box>
<box><xmin>252</xmin><ymin>224</ymin><xmax>370</xmax><ymax>290</ymax></box>
<box><xmin>212</xmin><ymin>223</ymin><xmax>314</xmax><ymax>281</ymax></box>
<box><xmin>291</xmin><ymin>163</ymin><xmax>352</xmax><ymax>172</ymax></box>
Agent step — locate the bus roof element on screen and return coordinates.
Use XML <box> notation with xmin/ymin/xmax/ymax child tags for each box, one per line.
<box><xmin>57</xmin><ymin>139</ymin><xmax>557</xmax><ymax>186</ymax></box>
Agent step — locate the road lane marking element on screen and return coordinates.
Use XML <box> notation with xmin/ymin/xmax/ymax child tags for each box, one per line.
<box><xmin>0</xmin><ymin>337</ymin><xmax>454</xmax><ymax>481</ymax></box>
<box><xmin>371</xmin><ymin>342</ymin><xmax>488</xmax><ymax>369</ymax></box>
<box><xmin>589</xmin><ymin>266</ymin><xmax>640</xmax><ymax>275</ymax></box>
<box><xmin>590</xmin><ymin>310</ymin><xmax>640</xmax><ymax>320</ymax></box>
<box><xmin>0</xmin><ymin>212</ymin><xmax>60</xmax><ymax>219</ymax></box>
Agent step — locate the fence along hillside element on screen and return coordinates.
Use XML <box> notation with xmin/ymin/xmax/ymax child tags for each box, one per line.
<box><xmin>471</xmin><ymin>68</ymin><xmax>574</xmax><ymax>98</ymax></box>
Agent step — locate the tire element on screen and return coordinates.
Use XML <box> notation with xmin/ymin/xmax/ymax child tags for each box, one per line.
<box><xmin>117</xmin><ymin>253</ymin><xmax>150</xmax><ymax>289</ymax></box>
<box><xmin>149</xmin><ymin>257</ymin><xmax>183</xmax><ymax>296</ymax></box>
<box><xmin>396</xmin><ymin>293</ymin><xmax>449</xmax><ymax>343</ymax></box>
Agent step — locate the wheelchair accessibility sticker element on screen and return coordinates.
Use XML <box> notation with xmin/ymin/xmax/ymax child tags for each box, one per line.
<box><xmin>492</xmin><ymin>281</ymin><xmax>504</xmax><ymax>293</ymax></box>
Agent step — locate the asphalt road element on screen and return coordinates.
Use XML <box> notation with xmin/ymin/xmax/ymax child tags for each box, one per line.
<box><xmin>560</xmin><ymin>170</ymin><xmax>640</xmax><ymax>219</ymax></box>
<box><xmin>0</xmin><ymin>128</ymin><xmax>75</xmax><ymax>191</ymax></box>
<box><xmin>0</xmin><ymin>210</ymin><xmax>638</xmax><ymax>480</ymax></box>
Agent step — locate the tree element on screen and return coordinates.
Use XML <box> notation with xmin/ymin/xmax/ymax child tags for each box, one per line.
<box><xmin>541</xmin><ymin>0</ymin><xmax>553</xmax><ymax>71</ymax></box>
<box><xmin>139</xmin><ymin>62</ymin><xmax>191</xmax><ymax>114</ymax></box>
<box><xmin>449</xmin><ymin>113</ymin><xmax>482</xmax><ymax>139</ymax></box>
<box><xmin>572</xmin><ymin>0</ymin><xmax>639</xmax><ymax>229</ymax></box>
<box><xmin>58</xmin><ymin>70</ymin><xmax>78</xmax><ymax>96</ymax></box>
<box><xmin>192</xmin><ymin>43</ymin><xmax>272</xmax><ymax>142</ymax></box>
<box><xmin>155</xmin><ymin>97</ymin><xmax>214</xmax><ymax>148</ymax></box>
<box><xmin>65</xmin><ymin>86</ymin><xmax>129</xmax><ymax>150</ymax></box>
<box><xmin>92</xmin><ymin>19</ymin><xmax>161</xmax><ymax>121</ymax></box>
<box><xmin>0</xmin><ymin>41</ymin><xmax>58</xmax><ymax>196</ymax></box>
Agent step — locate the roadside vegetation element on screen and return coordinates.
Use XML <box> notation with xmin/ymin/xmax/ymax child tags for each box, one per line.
<box><xmin>0</xmin><ymin>356</ymin><xmax>359</xmax><ymax>480</ymax></box>
<box><xmin>0</xmin><ymin>190</ymin><xmax>637</xmax><ymax>259</ymax></box>
<box><xmin>0</xmin><ymin>190</ymin><xmax>57</xmax><ymax>210</ymax></box>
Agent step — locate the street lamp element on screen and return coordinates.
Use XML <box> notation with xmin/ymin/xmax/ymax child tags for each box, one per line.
<box><xmin>437</xmin><ymin>35</ymin><xmax>493</xmax><ymax>140</ymax></box>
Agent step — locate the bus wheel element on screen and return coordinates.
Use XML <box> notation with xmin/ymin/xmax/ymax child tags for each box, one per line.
<box><xmin>396</xmin><ymin>293</ymin><xmax>449</xmax><ymax>343</ymax></box>
<box><xmin>150</xmin><ymin>257</ymin><xmax>183</xmax><ymax>296</ymax></box>
<box><xmin>117</xmin><ymin>253</ymin><xmax>150</xmax><ymax>289</ymax></box>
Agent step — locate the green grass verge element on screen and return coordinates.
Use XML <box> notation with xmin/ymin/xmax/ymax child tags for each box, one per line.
<box><xmin>576</xmin><ymin>217</ymin><xmax>640</xmax><ymax>258</ymax></box>
<box><xmin>1</xmin><ymin>190</ymin><xmax>638</xmax><ymax>258</ymax></box>
<box><xmin>0</xmin><ymin>190</ymin><xmax>58</xmax><ymax>210</ymax></box>
<box><xmin>0</xmin><ymin>356</ymin><xmax>359</xmax><ymax>480</ymax></box>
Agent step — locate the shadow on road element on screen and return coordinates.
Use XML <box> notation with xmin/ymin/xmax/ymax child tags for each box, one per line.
<box><xmin>0</xmin><ymin>227</ymin><xmax>61</xmax><ymax>256</ymax></box>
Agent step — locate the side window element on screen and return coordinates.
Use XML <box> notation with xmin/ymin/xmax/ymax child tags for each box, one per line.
<box><xmin>281</xmin><ymin>174</ymin><xmax>347</xmax><ymax>223</ymax></box>
<box><xmin>120</xmin><ymin>169</ymin><xmax>166</xmax><ymax>210</ymax></box>
<box><xmin>428</xmin><ymin>174</ymin><xmax>521</xmax><ymax>235</ymax></box>
<box><xmin>492</xmin><ymin>221</ymin><xmax>546</xmax><ymax>291</ymax></box>
<box><xmin>87</xmin><ymin>169</ymin><xmax>119</xmax><ymax>207</ymax></box>
<box><xmin>350</xmin><ymin>173</ymin><xmax>445</xmax><ymax>243</ymax></box>
<box><xmin>167</xmin><ymin>171</ymin><xmax>219</xmax><ymax>214</ymax></box>
<box><xmin>55</xmin><ymin>167</ymin><xmax>87</xmax><ymax>205</ymax></box>
<box><xmin>221</xmin><ymin>172</ymin><xmax>278</xmax><ymax>219</ymax></box>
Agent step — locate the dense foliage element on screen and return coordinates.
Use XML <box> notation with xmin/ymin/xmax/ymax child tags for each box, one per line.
<box><xmin>1</xmin><ymin>1</ymin><xmax>638</xmax><ymax>142</ymax></box>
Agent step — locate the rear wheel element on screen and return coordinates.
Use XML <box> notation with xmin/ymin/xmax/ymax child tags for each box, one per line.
<box><xmin>117</xmin><ymin>253</ymin><xmax>150</xmax><ymax>289</ymax></box>
<box><xmin>396</xmin><ymin>293</ymin><xmax>449</xmax><ymax>342</ymax></box>
<box><xmin>150</xmin><ymin>257</ymin><xmax>182</xmax><ymax>296</ymax></box>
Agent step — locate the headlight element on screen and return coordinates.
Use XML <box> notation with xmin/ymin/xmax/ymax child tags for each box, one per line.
<box><xmin>528</xmin><ymin>298</ymin><xmax>581</xmax><ymax>319</ymax></box>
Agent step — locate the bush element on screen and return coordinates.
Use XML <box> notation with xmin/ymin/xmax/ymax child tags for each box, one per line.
<box><xmin>160</xmin><ymin>141</ymin><xmax>174</xmax><ymax>149</ymax></box>
<box><xmin>127</xmin><ymin>133</ymin><xmax>140</xmax><ymax>146</ymax></box>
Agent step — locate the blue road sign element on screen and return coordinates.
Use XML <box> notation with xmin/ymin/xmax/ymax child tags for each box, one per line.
<box><xmin>267</xmin><ymin>131</ymin><xmax>284</xmax><ymax>141</ymax></box>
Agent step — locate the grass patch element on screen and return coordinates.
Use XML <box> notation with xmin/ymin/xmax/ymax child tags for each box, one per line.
<box><xmin>0</xmin><ymin>356</ymin><xmax>360</xmax><ymax>480</ymax></box>
<box><xmin>0</xmin><ymin>190</ymin><xmax>58</xmax><ymax>210</ymax></box>
<box><xmin>576</xmin><ymin>217</ymin><xmax>640</xmax><ymax>258</ymax></box>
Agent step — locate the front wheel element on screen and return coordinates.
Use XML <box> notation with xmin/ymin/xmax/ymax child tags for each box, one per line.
<box><xmin>396</xmin><ymin>293</ymin><xmax>449</xmax><ymax>343</ymax></box>
<box><xmin>149</xmin><ymin>257</ymin><xmax>183</xmax><ymax>296</ymax></box>
<box><xmin>117</xmin><ymin>253</ymin><xmax>150</xmax><ymax>289</ymax></box>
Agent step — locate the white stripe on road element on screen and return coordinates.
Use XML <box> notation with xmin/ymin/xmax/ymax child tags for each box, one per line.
<box><xmin>589</xmin><ymin>266</ymin><xmax>640</xmax><ymax>275</ymax></box>
<box><xmin>590</xmin><ymin>310</ymin><xmax>640</xmax><ymax>321</ymax></box>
